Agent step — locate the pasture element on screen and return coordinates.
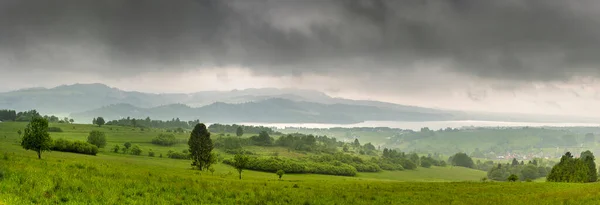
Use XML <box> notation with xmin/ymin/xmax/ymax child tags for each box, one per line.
<box><xmin>1</xmin><ymin>122</ymin><xmax>600</xmax><ymax>204</ymax></box>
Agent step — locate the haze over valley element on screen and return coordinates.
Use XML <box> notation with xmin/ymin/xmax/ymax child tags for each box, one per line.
<box><xmin>2</xmin><ymin>83</ymin><xmax>600</xmax><ymax>128</ymax></box>
<box><xmin>4</xmin><ymin>0</ymin><xmax>600</xmax><ymax>204</ymax></box>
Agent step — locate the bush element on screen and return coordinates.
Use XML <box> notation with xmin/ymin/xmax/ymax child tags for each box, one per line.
<box><xmin>311</xmin><ymin>153</ymin><xmax>381</xmax><ymax>172</ymax></box>
<box><xmin>223</xmin><ymin>157</ymin><xmax>357</xmax><ymax>176</ymax></box>
<box><xmin>421</xmin><ymin>160</ymin><xmax>432</xmax><ymax>168</ymax></box>
<box><xmin>112</xmin><ymin>145</ymin><xmax>120</xmax><ymax>153</ymax></box>
<box><xmin>47</xmin><ymin>127</ymin><xmax>63</xmax><ymax>132</ymax></box>
<box><xmin>378</xmin><ymin>162</ymin><xmax>404</xmax><ymax>171</ymax></box>
<box><xmin>225</xmin><ymin>149</ymin><xmax>255</xmax><ymax>155</ymax></box>
<box><xmin>152</xmin><ymin>134</ymin><xmax>178</xmax><ymax>146</ymax></box>
<box><xmin>51</xmin><ymin>139</ymin><xmax>98</xmax><ymax>155</ymax></box>
<box><xmin>167</xmin><ymin>150</ymin><xmax>190</xmax><ymax>159</ymax></box>
<box><xmin>449</xmin><ymin>153</ymin><xmax>474</xmax><ymax>168</ymax></box>
<box><xmin>87</xmin><ymin>131</ymin><xmax>107</xmax><ymax>148</ymax></box>
<box><xmin>508</xmin><ymin>174</ymin><xmax>519</xmax><ymax>182</ymax></box>
<box><xmin>214</xmin><ymin>137</ymin><xmax>246</xmax><ymax>150</ymax></box>
<box><xmin>124</xmin><ymin>142</ymin><xmax>131</xmax><ymax>149</ymax></box>
<box><xmin>130</xmin><ymin>145</ymin><xmax>142</xmax><ymax>155</ymax></box>
<box><xmin>148</xmin><ymin>149</ymin><xmax>155</xmax><ymax>157</ymax></box>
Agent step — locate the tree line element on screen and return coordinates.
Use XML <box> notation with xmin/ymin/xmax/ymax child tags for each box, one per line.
<box><xmin>104</xmin><ymin>116</ymin><xmax>199</xmax><ymax>129</ymax></box>
<box><xmin>0</xmin><ymin>109</ymin><xmax>73</xmax><ymax>123</ymax></box>
<box><xmin>208</xmin><ymin>123</ymin><xmax>280</xmax><ymax>135</ymax></box>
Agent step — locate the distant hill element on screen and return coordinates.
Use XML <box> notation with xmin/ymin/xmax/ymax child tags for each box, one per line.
<box><xmin>3</xmin><ymin>83</ymin><xmax>600</xmax><ymax>124</ymax></box>
<box><xmin>0</xmin><ymin>83</ymin><xmax>340</xmax><ymax>114</ymax></box>
<box><xmin>0</xmin><ymin>83</ymin><xmax>457</xmax><ymax>123</ymax></box>
<box><xmin>70</xmin><ymin>98</ymin><xmax>456</xmax><ymax>124</ymax></box>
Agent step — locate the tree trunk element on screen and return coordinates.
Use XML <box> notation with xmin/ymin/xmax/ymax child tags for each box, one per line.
<box><xmin>239</xmin><ymin>171</ymin><xmax>242</xmax><ymax>179</ymax></box>
<box><xmin>37</xmin><ymin>150</ymin><xmax>41</xmax><ymax>159</ymax></box>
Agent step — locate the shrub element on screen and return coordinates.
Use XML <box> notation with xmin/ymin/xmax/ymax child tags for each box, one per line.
<box><xmin>130</xmin><ymin>145</ymin><xmax>142</xmax><ymax>155</ymax></box>
<box><xmin>223</xmin><ymin>157</ymin><xmax>357</xmax><ymax>176</ymax></box>
<box><xmin>508</xmin><ymin>174</ymin><xmax>519</xmax><ymax>182</ymax></box>
<box><xmin>421</xmin><ymin>160</ymin><xmax>432</xmax><ymax>168</ymax></box>
<box><xmin>51</xmin><ymin>139</ymin><xmax>98</xmax><ymax>155</ymax></box>
<box><xmin>225</xmin><ymin>149</ymin><xmax>255</xmax><ymax>155</ymax></box>
<box><xmin>47</xmin><ymin>127</ymin><xmax>63</xmax><ymax>132</ymax></box>
<box><xmin>152</xmin><ymin>134</ymin><xmax>178</xmax><ymax>146</ymax></box>
<box><xmin>124</xmin><ymin>142</ymin><xmax>131</xmax><ymax>149</ymax></box>
<box><xmin>276</xmin><ymin>169</ymin><xmax>285</xmax><ymax>180</ymax></box>
<box><xmin>112</xmin><ymin>145</ymin><xmax>120</xmax><ymax>153</ymax></box>
<box><xmin>167</xmin><ymin>150</ymin><xmax>190</xmax><ymax>160</ymax></box>
<box><xmin>87</xmin><ymin>131</ymin><xmax>107</xmax><ymax>148</ymax></box>
<box><xmin>148</xmin><ymin>149</ymin><xmax>155</xmax><ymax>157</ymax></box>
<box><xmin>311</xmin><ymin>153</ymin><xmax>381</xmax><ymax>172</ymax></box>
<box><xmin>449</xmin><ymin>153</ymin><xmax>474</xmax><ymax>168</ymax></box>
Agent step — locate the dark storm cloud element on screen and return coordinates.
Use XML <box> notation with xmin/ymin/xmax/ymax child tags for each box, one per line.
<box><xmin>1</xmin><ymin>0</ymin><xmax>600</xmax><ymax>81</ymax></box>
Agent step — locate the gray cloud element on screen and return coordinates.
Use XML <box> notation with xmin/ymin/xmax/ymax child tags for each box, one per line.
<box><xmin>1</xmin><ymin>0</ymin><xmax>600</xmax><ymax>81</ymax></box>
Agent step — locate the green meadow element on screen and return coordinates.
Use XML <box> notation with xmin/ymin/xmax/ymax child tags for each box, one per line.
<box><xmin>2</xmin><ymin>122</ymin><xmax>600</xmax><ymax>204</ymax></box>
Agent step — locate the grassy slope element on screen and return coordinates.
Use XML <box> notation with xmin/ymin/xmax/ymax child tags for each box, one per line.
<box><xmin>2</xmin><ymin>122</ymin><xmax>600</xmax><ymax>204</ymax></box>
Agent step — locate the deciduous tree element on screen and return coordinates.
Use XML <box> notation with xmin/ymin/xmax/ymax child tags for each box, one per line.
<box><xmin>94</xmin><ymin>117</ymin><xmax>105</xmax><ymax>127</ymax></box>
<box><xmin>233</xmin><ymin>153</ymin><xmax>249</xmax><ymax>179</ymax></box>
<box><xmin>449</xmin><ymin>152</ymin><xmax>474</xmax><ymax>168</ymax></box>
<box><xmin>87</xmin><ymin>130</ymin><xmax>107</xmax><ymax>148</ymax></box>
<box><xmin>21</xmin><ymin>118</ymin><xmax>52</xmax><ymax>159</ymax></box>
<box><xmin>581</xmin><ymin>150</ymin><xmax>597</xmax><ymax>182</ymax></box>
<box><xmin>236</xmin><ymin>126</ymin><xmax>244</xmax><ymax>137</ymax></box>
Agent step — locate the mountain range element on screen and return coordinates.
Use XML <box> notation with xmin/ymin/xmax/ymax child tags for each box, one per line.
<box><xmin>0</xmin><ymin>83</ymin><xmax>598</xmax><ymax>124</ymax></box>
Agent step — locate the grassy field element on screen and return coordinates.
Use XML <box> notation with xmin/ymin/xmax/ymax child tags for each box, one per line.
<box><xmin>2</xmin><ymin>122</ymin><xmax>600</xmax><ymax>204</ymax></box>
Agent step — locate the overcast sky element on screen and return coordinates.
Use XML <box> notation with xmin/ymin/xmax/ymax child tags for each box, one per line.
<box><xmin>2</xmin><ymin>0</ymin><xmax>600</xmax><ymax>116</ymax></box>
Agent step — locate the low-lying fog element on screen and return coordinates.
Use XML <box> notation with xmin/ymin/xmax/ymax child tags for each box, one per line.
<box><xmin>235</xmin><ymin>120</ymin><xmax>600</xmax><ymax>131</ymax></box>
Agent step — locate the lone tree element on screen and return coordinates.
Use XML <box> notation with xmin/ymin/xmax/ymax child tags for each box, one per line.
<box><xmin>189</xmin><ymin>123</ymin><xmax>214</xmax><ymax>170</ymax></box>
<box><xmin>449</xmin><ymin>152</ymin><xmax>474</xmax><ymax>168</ymax></box>
<box><xmin>233</xmin><ymin>153</ymin><xmax>249</xmax><ymax>179</ymax></box>
<box><xmin>87</xmin><ymin>130</ymin><xmax>107</xmax><ymax>148</ymax></box>
<box><xmin>21</xmin><ymin>117</ymin><xmax>52</xmax><ymax>159</ymax></box>
<box><xmin>276</xmin><ymin>169</ymin><xmax>285</xmax><ymax>180</ymax></box>
<box><xmin>236</xmin><ymin>126</ymin><xmax>244</xmax><ymax>137</ymax></box>
<box><xmin>94</xmin><ymin>117</ymin><xmax>105</xmax><ymax>127</ymax></box>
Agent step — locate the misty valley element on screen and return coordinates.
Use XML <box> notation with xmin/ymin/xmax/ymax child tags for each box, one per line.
<box><xmin>4</xmin><ymin>0</ymin><xmax>600</xmax><ymax>204</ymax></box>
<box><xmin>2</xmin><ymin>104</ymin><xmax>600</xmax><ymax>204</ymax></box>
